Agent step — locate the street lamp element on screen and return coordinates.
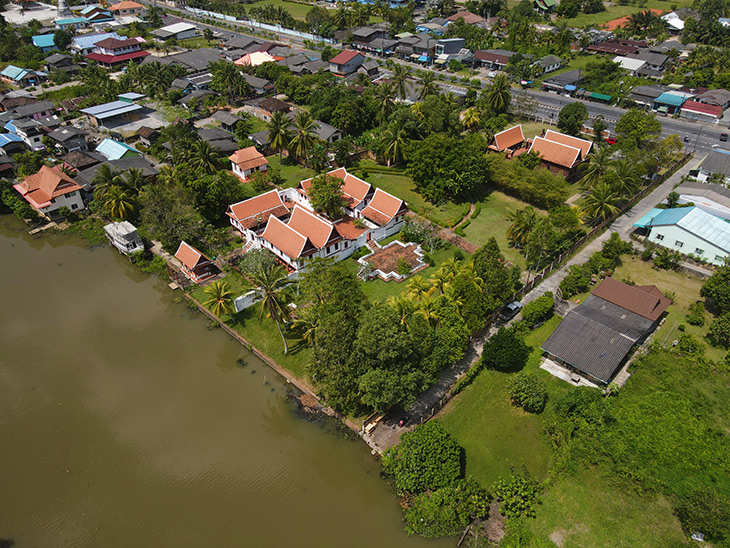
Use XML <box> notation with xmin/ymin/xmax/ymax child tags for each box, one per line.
<box><xmin>692</xmin><ymin>126</ymin><xmax>703</xmax><ymax>154</ymax></box>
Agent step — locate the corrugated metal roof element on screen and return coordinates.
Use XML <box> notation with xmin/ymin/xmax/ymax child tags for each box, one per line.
<box><xmin>676</xmin><ymin>207</ymin><xmax>730</xmax><ymax>252</ymax></box>
<box><xmin>1</xmin><ymin>65</ymin><xmax>29</xmax><ymax>81</ymax></box>
<box><xmin>654</xmin><ymin>91</ymin><xmax>687</xmax><ymax>106</ymax></box>
<box><xmin>32</xmin><ymin>35</ymin><xmax>56</xmax><ymax>48</ymax></box>
<box><xmin>72</xmin><ymin>32</ymin><xmax>122</xmax><ymax>50</ymax></box>
<box><xmin>0</xmin><ymin>133</ymin><xmax>23</xmax><ymax>147</ymax></box>
<box><xmin>633</xmin><ymin>208</ymin><xmax>666</xmax><ymax>228</ymax></box>
<box><xmin>95</xmin><ymin>138</ymin><xmax>139</xmax><ymax>161</ymax></box>
<box><xmin>80</xmin><ymin>101</ymin><xmax>143</xmax><ymax>119</ymax></box>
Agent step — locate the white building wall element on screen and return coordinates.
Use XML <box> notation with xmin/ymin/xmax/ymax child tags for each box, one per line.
<box><xmin>648</xmin><ymin>225</ymin><xmax>728</xmax><ymax>265</ymax></box>
<box><xmin>39</xmin><ymin>190</ymin><xmax>85</xmax><ymax>216</ymax></box>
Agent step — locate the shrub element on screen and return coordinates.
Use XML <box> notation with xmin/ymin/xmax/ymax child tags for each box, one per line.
<box><xmin>492</xmin><ymin>469</ymin><xmax>542</xmax><ymax>518</ymax></box>
<box><xmin>675</xmin><ymin>487</ymin><xmax>730</xmax><ymax>541</ymax></box>
<box><xmin>400</xmin><ymin>217</ymin><xmax>442</xmax><ymax>251</ymax></box>
<box><xmin>350</xmin><ymin>245</ymin><xmax>370</xmax><ymax>261</ymax></box>
<box><xmin>686</xmin><ymin>301</ymin><xmax>706</xmax><ymax>327</ymax></box>
<box><xmin>422</xmin><ymin>252</ymin><xmax>435</xmax><ymax>267</ymax></box>
<box><xmin>481</xmin><ymin>327</ymin><xmax>530</xmax><ymax>371</ymax></box>
<box><xmin>397</xmin><ymin>257</ymin><xmax>412</xmax><ymax>276</ymax></box>
<box><xmin>653</xmin><ymin>247</ymin><xmax>681</xmax><ymax>270</ymax></box>
<box><xmin>559</xmin><ymin>264</ymin><xmax>592</xmax><ymax>298</ymax></box>
<box><xmin>676</xmin><ymin>333</ymin><xmax>705</xmax><ymax>356</ymax></box>
<box><xmin>472</xmin><ymin>203</ymin><xmax>482</xmax><ymax>218</ymax></box>
<box><xmin>707</xmin><ymin>312</ymin><xmax>730</xmax><ymax>348</ymax></box>
<box><xmin>507</xmin><ymin>372</ymin><xmax>548</xmax><ymax>413</ymax></box>
<box><xmin>521</xmin><ymin>293</ymin><xmax>554</xmax><ymax>326</ymax></box>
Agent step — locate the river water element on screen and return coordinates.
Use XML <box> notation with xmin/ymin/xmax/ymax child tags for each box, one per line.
<box><xmin>0</xmin><ymin>215</ymin><xmax>452</xmax><ymax>548</ymax></box>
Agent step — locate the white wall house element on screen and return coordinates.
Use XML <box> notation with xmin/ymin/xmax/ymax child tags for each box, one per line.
<box><xmin>229</xmin><ymin>146</ymin><xmax>268</xmax><ymax>181</ymax></box>
<box><xmin>634</xmin><ymin>206</ymin><xmax>730</xmax><ymax>265</ymax></box>
<box><xmin>14</xmin><ymin>165</ymin><xmax>85</xmax><ymax>218</ymax></box>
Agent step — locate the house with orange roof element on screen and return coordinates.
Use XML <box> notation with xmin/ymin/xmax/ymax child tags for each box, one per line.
<box><xmin>529</xmin><ymin>136</ymin><xmax>584</xmax><ymax>179</ymax></box>
<box><xmin>107</xmin><ymin>0</ymin><xmax>145</xmax><ymax>15</ymax></box>
<box><xmin>543</xmin><ymin>129</ymin><xmax>593</xmax><ymax>158</ymax></box>
<box><xmin>329</xmin><ymin>50</ymin><xmax>365</xmax><ymax>76</ymax></box>
<box><xmin>603</xmin><ymin>9</ymin><xmax>664</xmax><ymax>31</ymax></box>
<box><xmin>360</xmin><ymin>188</ymin><xmax>408</xmax><ymax>240</ymax></box>
<box><xmin>489</xmin><ymin>124</ymin><xmax>525</xmax><ymax>154</ymax></box>
<box><xmin>229</xmin><ymin>146</ymin><xmax>268</xmax><ymax>181</ymax></box>
<box><xmin>296</xmin><ymin>168</ymin><xmax>374</xmax><ymax>213</ymax></box>
<box><xmin>226</xmin><ymin>189</ymin><xmax>290</xmax><ymax>241</ymax></box>
<box><xmin>174</xmin><ymin>241</ymin><xmax>216</xmax><ymax>283</ymax></box>
<box><xmin>13</xmin><ymin>165</ymin><xmax>84</xmax><ymax>218</ymax></box>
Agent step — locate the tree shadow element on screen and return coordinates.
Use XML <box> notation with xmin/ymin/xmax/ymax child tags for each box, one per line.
<box><xmin>0</xmin><ymin>540</ymin><xmax>15</xmax><ymax>548</ymax></box>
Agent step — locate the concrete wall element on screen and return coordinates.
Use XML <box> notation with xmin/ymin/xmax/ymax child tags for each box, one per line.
<box><xmin>648</xmin><ymin>224</ymin><xmax>727</xmax><ymax>265</ymax></box>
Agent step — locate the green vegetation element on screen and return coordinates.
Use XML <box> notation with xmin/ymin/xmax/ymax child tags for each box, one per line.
<box><xmin>507</xmin><ymin>372</ymin><xmax>548</xmax><ymax>413</ymax></box>
<box><xmin>265</xmin><ymin>154</ymin><xmax>315</xmax><ymax>189</ymax></box>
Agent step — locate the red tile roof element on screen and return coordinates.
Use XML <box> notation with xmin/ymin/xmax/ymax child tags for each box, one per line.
<box><xmin>14</xmin><ymin>165</ymin><xmax>82</xmax><ymax>209</ymax></box>
<box><xmin>229</xmin><ymin>146</ymin><xmax>268</xmax><ymax>171</ymax></box>
<box><xmin>360</xmin><ymin>188</ymin><xmax>406</xmax><ymax>226</ymax></box>
<box><xmin>603</xmin><ymin>9</ymin><xmax>664</xmax><ymax>30</ymax></box>
<box><xmin>175</xmin><ymin>241</ymin><xmax>211</xmax><ymax>270</ymax></box>
<box><xmin>108</xmin><ymin>1</ymin><xmax>144</xmax><ymax>10</ymax></box>
<box><xmin>227</xmin><ymin>189</ymin><xmax>288</xmax><ymax>229</ymax></box>
<box><xmin>529</xmin><ymin>136</ymin><xmax>582</xmax><ymax>169</ymax></box>
<box><xmin>329</xmin><ymin>50</ymin><xmax>362</xmax><ymax>65</ymax></box>
<box><xmin>543</xmin><ymin>129</ymin><xmax>592</xmax><ymax>158</ymax></box>
<box><xmin>446</xmin><ymin>10</ymin><xmax>486</xmax><ymax>24</ymax></box>
<box><xmin>680</xmin><ymin>100</ymin><xmax>723</xmax><ymax>118</ymax></box>
<box><xmin>85</xmin><ymin>50</ymin><xmax>150</xmax><ymax>64</ymax></box>
<box><xmin>334</xmin><ymin>216</ymin><xmax>369</xmax><ymax>239</ymax></box>
<box><xmin>286</xmin><ymin>205</ymin><xmax>339</xmax><ymax>249</ymax></box>
<box><xmin>591</xmin><ymin>277</ymin><xmax>671</xmax><ymax>321</ymax></box>
<box><xmin>491</xmin><ymin>124</ymin><xmax>525</xmax><ymax>151</ymax></box>
<box><xmin>261</xmin><ymin>215</ymin><xmax>315</xmax><ymax>259</ymax></box>
<box><xmin>94</xmin><ymin>37</ymin><xmax>142</xmax><ymax>49</ymax></box>
<box><xmin>298</xmin><ymin>168</ymin><xmax>373</xmax><ymax>208</ymax></box>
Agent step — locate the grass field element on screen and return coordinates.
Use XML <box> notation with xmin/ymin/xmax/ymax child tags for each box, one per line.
<box><xmin>352</xmin><ymin>160</ymin><xmax>470</xmax><ymax>228</ymax></box>
<box><xmin>266</xmin><ymin>154</ymin><xmax>316</xmax><ymax>188</ymax></box>
<box><xmin>561</xmin><ymin>0</ymin><xmax>693</xmax><ymax>29</ymax></box>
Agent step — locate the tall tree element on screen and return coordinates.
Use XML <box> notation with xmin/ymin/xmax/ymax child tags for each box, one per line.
<box><xmin>418</xmin><ymin>71</ymin><xmax>438</xmax><ymax>99</ymax></box>
<box><xmin>581</xmin><ymin>182</ymin><xmax>621</xmax><ymax>224</ymax></box>
<box><xmin>203</xmin><ymin>281</ymin><xmax>235</xmax><ymax>318</ymax></box>
<box><xmin>374</xmin><ymin>82</ymin><xmax>396</xmax><ymax>122</ymax></box>
<box><xmin>102</xmin><ymin>185</ymin><xmax>136</xmax><ymax>220</ymax></box>
<box><xmin>391</xmin><ymin>63</ymin><xmax>411</xmax><ymax>100</ymax></box>
<box><xmin>210</xmin><ymin>60</ymin><xmax>250</xmax><ymax>104</ymax></box>
<box><xmin>506</xmin><ymin>206</ymin><xmax>538</xmax><ymax>246</ymax></box>
<box><xmin>382</xmin><ymin>127</ymin><xmax>408</xmax><ymax>166</ymax></box>
<box><xmin>308</xmin><ymin>174</ymin><xmax>347</xmax><ymax>218</ymax></box>
<box><xmin>288</xmin><ymin>110</ymin><xmax>319</xmax><ymax>164</ymax></box>
<box><xmin>244</xmin><ymin>257</ymin><xmax>294</xmax><ymax>354</ymax></box>
<box><xmin>482</xmin><ymin>72</ymin><xmax>511</xmax><ymax>114</ymax></box>
<box><xmin>267</xmin><ymin>110</ymin><xmax>292</xmax><ymax>161</ymax></box>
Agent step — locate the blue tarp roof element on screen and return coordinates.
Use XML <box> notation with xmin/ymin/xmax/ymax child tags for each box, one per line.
<box><xmin>0</xmin><ymin>133</ymin><xmax>23</xmax><ymax>147</ymax></box>
<box><xmin>95</xmin><ymin>138</ymin><xmax>139</xmax><ymax>160</ymax></box>
<box><xmin>32</xmin><ymin>35</ymin><xmax>56</xmax><ymax>48</ymax></box>
<box><xmin>565</xmin><ymin>84</ymin><xmax>577</xmax><ymax>91</ymax></box>
<box><xmin>1</xmin><ymin>65</ymin><xmax>30</xmax><ymax>81</ymax></box>
<box><xmin>417</xmin><ymin>54</ymin><xmax>429</xmax><ymax>62</ymax></box>
<box><xmin>654</xmin><ymin>92</ymin><xmax>687</xmax><ymax>107</ymax></box>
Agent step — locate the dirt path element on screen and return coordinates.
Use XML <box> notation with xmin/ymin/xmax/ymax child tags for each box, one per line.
<box><xmin>454</xmin><ymin>202</ymin><xmax>476</xmax><ymax>229</ymax></box>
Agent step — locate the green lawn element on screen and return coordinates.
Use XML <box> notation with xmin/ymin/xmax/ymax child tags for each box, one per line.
<box><xmin>267</xmin><ymin>154</ymin><xmax>316</xmax><ymax>189</ymax></box>
<box><xmin>562</xmin><ymin>0</ymin><xmax>693</xmax><ymax>29</ymax></box>
<box><xmin>520</xmin><ymin>121</ymin><xmax>553</xmax><ymax>139</ymax></box>
<box><xmin>352</xmin><ymin>160</ymin><xmax>470</xmax><ymax>228</ymax></box>
<box><xmin>177</xmin><ymin>37</ymin><xmax>219</xmax><ymax>49</ymax></box>
<box><xmin>441</xmin><ymin>316</ymin><xmax>570</xmax><ymax>488</ymax></box>
<box><xmin>529</xmin><ymin>467</ymin><xmax>690</xmax><ymax>548</ymax></box>
<box><xmin>248</xmin><ymin>116</ymin><xmax>268</xmax><ymax>133</ymax></box>
<box><xmin>612</xmin><ymin>255</ymin><xmax>724</xmax><ymax>361</ymax></box>
<box><xmin>461</xmin><ymin>191</ymin><xmax>544</xmax><ymax>269</ymax></box>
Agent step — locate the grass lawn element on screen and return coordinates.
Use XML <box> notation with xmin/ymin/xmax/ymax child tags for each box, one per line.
<box><xmin>245</xmin><ymin>0</ymin><xmax>315</xmax><ymax>19</ymax></box>
<box><xmin>529</xmin><ymin>467</ymin><xmax>690</xmax><ymax>548</ymax></box>
<box><xmin>520</xmin><ymin>121</ymin><xmax>553</xmax><ymax>139</ymax></box>
<box><xmin>440</xmin><ymin>316</ymin><xmax>570</xmax><ymax>488</ymax></box>
<box><xmin>612</xmin><ymin>255</ymin><xmax>724</xmax><ymax>361</ymax></box>
<box><xmin>461</xmin><ymin>191</ymin><xmax>545</xmax><ymax>269</ymax></box>
<box><xmin>342</xmin><ymin>243</ymin><xmax>460</xmax><ymax>303</ymax></box>
<box><xmin>267</xmin><ymin>154</ymin><xmax>316</xmax><ymax>188</ymax></box>
<box><xmin>352</xmin><ymin>160</ymin><xmax>470</xmax><ymax>228</ymax></box>
<box><xmin>562</xmin><ymin>0</ymin><xmax>693</xmax><ymax>28</ymax></box>
<box><xmin>248</xmin><ymin>116</ymin><xmax>268</xmax><ymax>133</ymax></box>
<box><xmin>177</xmin><ymin>37</ymin><xmax>219</xmax><ymax>49</ymax></box>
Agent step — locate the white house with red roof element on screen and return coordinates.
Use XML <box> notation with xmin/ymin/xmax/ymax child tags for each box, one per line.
<box><xmin>226</xmin><ymin>189</ymin><xmax>290</xmax><ymax>241</ymax></box>
<box><xmin>360</xmin><ymin>187</ymin><xmax>408</xmax><ymax>240</ymax></box>
<box><xmin>229</xmin><ymin>146</ymin><xmax>268</xmax><ymax>181</ymax></box>
<box><xmin>14</xmin><ymin>165</ymin><xmax>84</xmax><ymax>218</ymax></box>
<box><xmin>329</xmin><ymin>50</ymin><xmax>365</xmax><ymax>76</ymax></box>
<box><xmin>85</xmin><ymin>36</ymin><xmax>149</xmax><ymax>67</ymax></box>
<box><xmin>174</xmin><ymin>241</ymin><xmax>216</xmax><ymax>283</ymax></box>
<box><xmin>488</xmin><ymin>124</ymin><xmax>525</xmax><ymax>154</ymax></box>
<box><xmin>295</xmin><ymin>167</ymin><xmax>374</xmax><ymax>213</ymax></box>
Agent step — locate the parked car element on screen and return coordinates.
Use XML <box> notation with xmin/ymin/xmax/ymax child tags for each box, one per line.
<box><xmin>721</xmin><ymin>133</ymin><xmax>728</xmax><ymax>142</ymax></box>
<box><xmin>488</xmin><ymin>71</ymin><xmax>497</xmax><ymax>78</ymax></box>
<box><xmin>605</xmin><ymin>137</ymin><xmax>617</xmax><ymax>145</ymax></box>
<box><xmin>499</xmin><ymin>301</ymin><xmax>523</xmax><ymax>322</ymax></box>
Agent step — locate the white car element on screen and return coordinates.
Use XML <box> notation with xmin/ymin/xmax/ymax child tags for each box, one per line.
<box><xmin>488</xmin><ymin>71</ymin><xmax>497</xmax><ymax>78</ymax></box>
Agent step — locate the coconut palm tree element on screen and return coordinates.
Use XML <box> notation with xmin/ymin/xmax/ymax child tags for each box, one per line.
<box><xmin>461</xmin><ymin>107</ymin><xmax>481</xmax><ymax>132</ymax></box>
<box><xmin>102</xmin><ymin>185</ymin><xmax>136</xmax><ymax>220</ymax></box>
<box><xmin>374</xmin><ymin>82</ymin><xmax>396</xmax><ymax>122</ymax></box>
<box><xmin>407</xmin><ymin>275</ymin><xmax>432</xmax><ymax>300</ymax></box>
<box><xmin>483</xmin><ymin>73</ymin><xmax>511</xmax><ymax>114</ymax></box>
<box><xmin>92</xmin><ymin>164</ymin><xmax>123</xmax><ymax>200</ymax></box>
<box><xmin>438</xmin><ymin>256</ymin><xmax>461</xmax><ymax>280</ymax></box>
<box><xmin>186</xmin><ymin>139</ymin><xmax>220</xmax><ymax>174</ymax></box>
<box><xmin>122</xmin><ymin>168</ymin><xmax>146</xmax><ymax>193</ymax></box>
<box><xmin>248</xmin><ymin>261</ymin><xmax>294</xmax><ymax>354</ymax></box>
<box><xmin>429</xmin><ymin>270</ymin><xmax>450</xmax><ymax>295</ymax></box>
<box><xmin>267</xmin><ymin>111</ymin><xmax>292</xmax><ymax>161</ymax></box>
<box><xmin>333</xmin><ymin>5</ymin><xmax>351</xmax><ymax>29</ymax></box>
<box><xmin>288</xmin><ymin>110</ymin><xmax>319</xmax><ymax>164</ymax></box>
<box><xmin>607</xmin><ymin>157</ymin><xmax>642</xmax><ymax>201</ymax></box>
<box><xmin>291</xmin><ymin>307</ymin><xmax>317</xmax><ymax>346</ymax></box>
<box><xmin>416</xmin><ymin>294</ymin><xmax>439</xmax><ymax>327</ymax></box>
<box><xmin>418</xmin><ymin>71</ymin><xmax>437</xmax><ymax>99</ymax></box>
<box><xmin>351</xmin><ymin>3</ymin><xmax>370</xmax><ymax>26</ymax></box>
<box><xmin>382</xmin><ymin>127</ymin><xmax>407</xmax><ymax>166</ymax></box>
<box><xmin>210</xmin><ymin>60</ymin><xmax>250</xmax><ymax>104</ymax></box>
<box><xmin>506</xmin><ymin>206</ymin><xmax>538</xmax><ymax>246</ymax></box>
<box><xmin>387</xmin><ymin>292</ymin><xmax>416</xmax><ymax>325</ymax></box>
<box><xmin>443</xmin><ymin>283</ymin><xmax>462</xmax><ymax>307</ymax></box>
<box><xmin>579</xmin><ymin>146</ymin><xmax>614</xmax><ymax>190</ymax></box>
<box><xmin>203</xmin><ymin>281</ymin><xmax>235</xmax><ymax>318</ymax></box>
<box><xmin>391</xmin><ymin>63</ymin><xmax>411</xmax><ymax>100</ymax></box>
<box><xmin>581</xmin><ymin>182</ymin><xmax>621</xmax><ymax>225</ymax></box>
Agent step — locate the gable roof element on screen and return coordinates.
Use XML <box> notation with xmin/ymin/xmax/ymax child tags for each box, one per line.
<box><xmin>446</xmin><ymin>10</ymin><xmax>485</xmax><ymax>24</ymax></box>
<box><xmin>108</xmin><ymin>1</ymin><xmax>144</xmax><ymax>10</ymax></box>
<box><xmin>95</xmin><ymin>138</ymin><xmax>139</xmax><ymax>160</ymax></box>
<box><xmin>48</xmin><ymin>126</ymin><xmax>87</xmax><ymax>142</ymax></box>
<box><xmin>94</xmin><ymin>37</ymin><xmax>141</xmax><ymax>49</ymax></box>
<box><xmin>1</xmin><ymin>65</ymin><xmax>31</xmax><ymax>81</ymax></box>
<box><xmin>529</xmin><ymin>136</ymin><xmax>582</xmax><ymax>169</ymax></box>
<box><xmin>299</xmin><ymin>168</ymin><xmax>373</xmax><ymax>208</ymax></box>
<box><xmin>695</xmin><ymin>88</ymin><xmax>730</xmax><ymax>107</ymax></box>
<box><xmin>681</xmin><ymin>100</ymin><xmax>723</xmax><ymax>117</ymax></box>
<box><xmin>261</xmin><ymin>215</ymin><xmax>314</xmax><ymax>259</ymax></box>
<box><xmin>227</xmin><ymin>189</ymin><xmax>289</xmax><ymax>229</ymax></box>
<box><xmin>174</xmin><ymin>241</ymin><xmax>211</xmax><ymax>270</ymax></box>
<box><xmin>543</xmin><ymin>129</ymin><xmax>593</xmax><ymax>157</ymax></box>
<box><xmin>14</xmin><ymin>165</ymin><xmax>82</xmax><ymax>208</ymax></box>
<box><xmin>234</xmin><ymin>51</ymin><xmax>276</xmax><ymax>67</ymax></box>
<box><xmin>329</xmin><ymin>50</ymin><xmax>362</xmax><ymax>65</ymax></box>
<box><xmin>228</xmin><ymin>146</ymin><xmax>267</xmax><ymax>171</ymax></box>
<box><xmin>590</xmin><ymin>277</ymin><xmax>671</xmax><ymax>322</ymax></box>
<box><xmin>643</xmin><ymin>206</ymin><xmax>730</xmax><ymax>253</ymax></box>
<box><xmin>360</xmin><ymin>188</ymin><xmax>406</xmax><ymax>225</ymax></box>
<box><xmin>286</xmin><ymin>205</ymin><xmax>338</xmax><ymax>249</ymax></box>
<box><xmin>491</xmin><ymin>124</ymin><xmax>524</xmax><ymax>151</ymax></box>
<box><xmin>32</xmin><ymin>35</ymin><xmax>56</xmax><ymax>48</ymax></box>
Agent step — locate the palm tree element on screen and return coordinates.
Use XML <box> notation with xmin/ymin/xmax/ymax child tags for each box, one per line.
<box><xmin>387</xmin><ymin>292</ymin><xmax>416</xmax><ymax>325</ymax></box>
<box><xmin>407</xmin><ymin>275</ymin><xmax>432</xmax><ymax>300</ymax></box>
<box><xmin>210</xmin><ymin>60</ymin><xmax>250</xmax><ymax>104</ymax></box>
<box><xmin>416</xmin><ymin>294</ymin><xmax>439</xmax><ymax>327</ymax></box>
<box><xmin>506</xmin><ymin>206</ymin><xmax>538</xmax><ymax>246</ymax></box>
<box><xmin>483</xmin><ymin>73</ymin><xmax>511</xmax><ymax>114</ymax></box>
<box><xmin>382</xmin><ymin>127</ymin><xmax>407</xmax><ymax>166</ymax></box>
<box><xmin>123</xmin><ymin>168</ymin><xmax>146</xmax><ymax>193</ymax></box>
<box><xmin>579</xmin><ymin>146</ymin><xmax>613</xmax><ymax>190</ymax></box>
<box><xmin>581</xmin><ymin>182</ymin><xmax>621</xmax><ymax>225</ymax></box>
<box><xmin>186</xmin><ymin>139</ymin><xmax>220</xmax><ymax>174</ymax></box>
<box><xmin>461</xmin><ymin>107</ymin><xmax>481</xmax><ymax>131</ymax></box>
<box><xmin>248</xmin><ymin>261</ymin><xmax>294</xmax><ymax>354</ymax></box>
<box><xmin>267</xmin><ymin>111</ymin><xmax>292</xmax><ymax>161</ymax></box>
<box><xmin>203</xmin><ymin>281</ymin><xmax>235</xmax><ymax>318</ymax></box>
<box><xmin>418</xmin><ymin>71</ymin><xmax>437</xmax><ymax>99</ymax></box>
<box><xmin>459</xmin><ymin>261</ymin><xmax>484</xmax><ymax>292</ymax></box>
<box><xmin>607</xmin><ymin>158</ymin><xmax>642</xmax><ymax>201</ymax></box>
<box><xmin>374</xmin><ymin>82</ymin><xmax>396</xmax><ymax>122</ymax></box>
<box><xmin>438</xmin><ymin>257</ymin><xmax>461</xmax><ymax>280</ymax></box>
<box><xmin>443</xmin><ymin>283</ymin><xmax>462</xmax><ymax>307</ymax></box>
<box><xmin>288</xmin><ymin>110</ymin><xmax>319</xmax><ymax>164</ymax></box>
<box><xmin>92</xmin><ymin>164</ymin><xmax>123</xmax><ymax>200</ymax></box>
<box><xmin>391</xmin><ymin>63</ymin><xmax>411</xmax><ymax>100</ymax></box>
<box><xmin>352</xmin><ymin>3</ymin><xmax>370</xmax><ymax>26</ymax></box>
<box><xmin>333</xmin><ymin>5</ymin><xmax>351</xmax><ymax>29</ymax></box>
<box><xmin>429</xmin><ymin>270</ymin><xmax>450</xmax><ymax>295</ymax></box>
<box><xmin>291</xmin><ymin>308</ymin><xmax>317</xmax><ymax>346</ymax></box>
<box><xmin>103</xmin><ymin>185</ymin><xmax>136</xmax><ymax>220</ymax></box>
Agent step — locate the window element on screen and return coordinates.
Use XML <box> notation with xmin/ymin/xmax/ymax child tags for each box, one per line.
<box><xmin>67</xmin><ymin>191</ymin><xmax>75</xmax><ymax>197</ymax></box>
<box><xmin>716</xmin><ymin>255</ymin><xmax>724</xmax><ymax>262</ymax></box>
<box><xmin>71</xmin><ymin>204</ymin><xmax>78</xmax><ymax>210</ymax></box>
<box><xmin>334</xmin><ymin>242</ymin><xmax>338</xmax><ymax>251</ymax></box>
<box><xmin>675</xmin><ymin>240</ymin><xmax>684</xmax><ymax>248</ymax></box>
<box><xmin>655</xmin><ymin>233</ymin><xmax>664</xmax><ymax>241</ymax></box>
<box><xmin>50</xmin><ymin>198</ymin><xmax>56</xmax><ymax>204</ymax></box>
<box><xmin>695</xmin><ymin>248</ymin><xmax>704</xmax><ymax>255</ymax></box>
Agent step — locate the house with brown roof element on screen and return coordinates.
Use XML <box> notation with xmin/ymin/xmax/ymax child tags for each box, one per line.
<box><xmin>242</xmin><ymin>97</ymin><xmax>291</xmax><ymax>122</ymax></box>
<box><xmin>329</xmin><ymin>50</ymin><xmax>365</xmax><ymax>76</ymax></box>
<box><xmin>528</xmin><ymin>130</ymin><xmax>593</xmax><ymax>180</ymax></box>
<box><xmin>229</xmin><ymin>146</ymin><xmax>268</xmax><ymax>181</ymax></box>
<box><xmin>489</xmin><ymin>124</ymin><xmax>525</xmax><ymax>154</ymax></box>
<box><xmin>541</xmin><ymin>277</ymin><xmax>670</xmax><ymax>385</ymax></box>
<box><xmin>446</xmin><ymin>10</ymin><xmax>488</xmax><ymax>27</ymax></box>
<box><xmin>13</xmin><ymin>165</ymin><xmax>84</xmax><ymax>218</ymax></box>
<box><xmin>174</xmin><ymin>241</ymin><xmax>216</xmax><ymax>284</ymax></box>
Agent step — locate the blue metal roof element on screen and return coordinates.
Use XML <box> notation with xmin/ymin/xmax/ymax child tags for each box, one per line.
<box><xmin>633</xmin><ymin>208</ymin><xmax>665</xmax><ymax>228</ymax></box>
<box><xmin>654</xmin><ymin>92</ymin><xmax>687</xmax><ymax>107</ymax></box>
<box><xmin>642</xmin><ymin>206</ymin><xmax>730</xmax><ymax>252</ymax></box>
<box><xmin>1</xmin><ymin>65</ymin><xmax>29</xmax><ymax>81</ymax></box>
<box><xmin>3</xmin><ymin>121</ymin><xmax>17</xmax><ymax>133</ymax></box>
<box><xmin>56</xmin><ymin>17</ymin><xmax>88</xmax><ymax>25</ymax></box>
<box><xmin>72</xmin><ymin>32</ymin><xmax>121</xmax><ymax>50</ymax></box>
<box><xmin>642</xmin><ymin>206</ymin><xmax>695</xmax><ymax>227</ymax></box>
<box><xmin>79</xmin><ymin>5</ymin><xmax>99</xmax><ymax>14</ymax></box>
<box><xmin>32</xmin><ymin>35</ymin><xmax>56</xmax><ymax>48</ymax></box>
<box><xmin>0</xmin><ymin>133</ymin><xmax>23</xmax><ymax>147</ymax></box>
<box><xmin>95</xmin><ymin>138</ymin><xmax>140</xmax><ymax>161</ymax></box>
